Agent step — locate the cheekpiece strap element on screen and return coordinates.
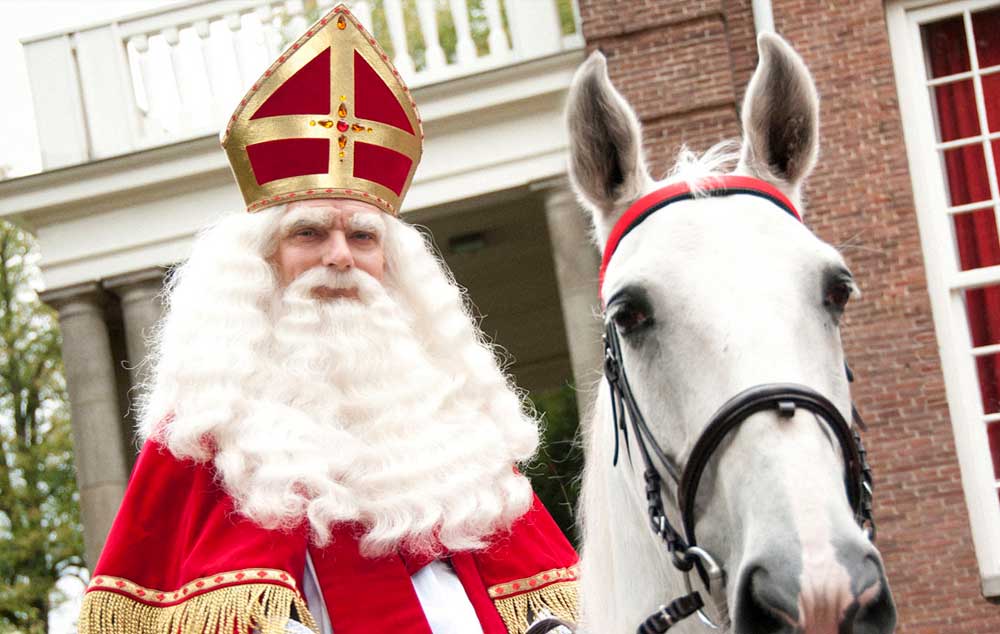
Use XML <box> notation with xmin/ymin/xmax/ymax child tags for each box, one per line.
<box><xmin>636</xmin><ymin>592</ymin><xmax>705</xmax><ymax>634</ymax></box>
<box><xmin>599</xmin><ymin>176</ymin><xmax>802</xmax><ymax>301</ymax></box>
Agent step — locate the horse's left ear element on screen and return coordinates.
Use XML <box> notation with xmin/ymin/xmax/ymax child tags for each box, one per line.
<box><xmin>566</xmin><ymin>51</ymin><xmax>653</xmax><ymax>247</ymax></box>
<box><xmin>737</xmin><ymin>33</ymin><xmax>820</xmax><ymax>207</ymax></box>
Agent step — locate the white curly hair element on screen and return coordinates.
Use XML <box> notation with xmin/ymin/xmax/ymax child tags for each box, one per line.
<box><xmin>137</xmin><ymin>204</ymin><xmax>539</xmax><ymax>556</ymax></box>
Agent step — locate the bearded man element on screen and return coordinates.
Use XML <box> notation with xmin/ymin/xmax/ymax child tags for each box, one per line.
<box><xmin>79</xmin><ymin>6</ymin><xmax>578</xmax><ymax>634</ymax></box>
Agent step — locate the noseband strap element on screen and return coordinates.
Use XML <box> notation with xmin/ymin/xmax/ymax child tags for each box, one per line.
<box><xmin>677</xmin><ymin>384</ymin><xmax>866</xmax><ymax>548</ymax></box>
<box><xmin>600</xmin><ymin>177</ymin><xmax>877</xmax><ymax>633</ymax></box>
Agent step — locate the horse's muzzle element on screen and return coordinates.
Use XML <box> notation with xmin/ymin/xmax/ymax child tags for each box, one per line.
<box><xmin>733</xmin><ymin>546</ymin><xmax>896</xmax><ymax>634</ymax></box>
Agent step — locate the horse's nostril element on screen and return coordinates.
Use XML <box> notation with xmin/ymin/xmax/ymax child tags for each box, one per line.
<box><xmin>844</xmin><ymin>558</ymin><xmax>897</xmax><ymax>634</ymax></box>
<box><xmin>848</xmin><ymin>585</ymin><xmax>896</xmax><ymax>634</ymax></box>
<box><xmin>734</xmin><ymin>565</ymin><xmax>800</xmax><ymax>634</ymax></box>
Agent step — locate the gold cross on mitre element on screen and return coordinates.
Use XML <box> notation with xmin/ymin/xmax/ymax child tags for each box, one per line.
<box><xmin>222</xmin><ymin>5</ymin><xmax>423</xmax><ymax>216</ymax></box>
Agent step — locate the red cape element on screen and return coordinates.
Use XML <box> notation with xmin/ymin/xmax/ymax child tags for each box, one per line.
<box><xmin>80</xmin><ymin>439</ymin><xmax>579</xmax><ymax>634</ymax></box>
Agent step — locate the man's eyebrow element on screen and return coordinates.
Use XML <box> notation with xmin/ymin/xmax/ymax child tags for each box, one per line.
<box><xmin>348</xmin><ymin>213</ymin><xmax>385</xmax><ymax>233</ymax></box>
<box><xmin>283</xmin><ymin>218</ymin><xmax>325</xmax><ymax>234</ymax></box>
<box><xmin>280</xmin><ymin>208</ymin><xmax>332</xmax><ymax>231</ymax></box>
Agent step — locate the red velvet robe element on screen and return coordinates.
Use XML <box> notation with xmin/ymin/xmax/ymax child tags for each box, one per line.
<box><xmin>80</xmin><ymin>439</ymin><xmax>579</xmax><ymax>634</ymax></box>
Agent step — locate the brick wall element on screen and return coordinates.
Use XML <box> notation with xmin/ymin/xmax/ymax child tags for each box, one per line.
<box><xmin>576</xmin><ymin>0</ymin><xmax>1000</xmax><ymax>631</ymax></box>
<box><xmin>771</xmin><ymin>1</ymin><xmax>1000</xmax><ymax>630</ymax></box>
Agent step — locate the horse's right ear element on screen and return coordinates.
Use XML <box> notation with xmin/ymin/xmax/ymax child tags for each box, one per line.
<box><xmin>567</xmin><ymin>52</ymin><xmax>652</xmax><ymax>247</ymax></box>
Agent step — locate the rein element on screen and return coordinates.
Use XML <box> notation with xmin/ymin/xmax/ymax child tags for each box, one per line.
<box><xmin>599</xmin><ymin>176</ymin><xmax>877</xmax><ymax>634</ymax></box>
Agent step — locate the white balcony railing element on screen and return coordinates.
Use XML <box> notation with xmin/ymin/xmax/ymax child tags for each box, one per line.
<box><xmin>22</xmin><ymin>0</ymin><xmax>582</xmax><ymax>171</ymax></box>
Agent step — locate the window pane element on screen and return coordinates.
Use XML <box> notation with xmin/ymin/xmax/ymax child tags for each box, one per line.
<box><xmin>933</xmin><ymin>79</ymin><xmax>980</xmax><ymax>142</ymax></box>
<box><xmin>975</xmin><ymin>7</ymin><xmax>1000</xmax><ymax>131</ymax></box>
<box><xmin>973</xmin><ymin>6</ymin><xmax>1000</xmax><ymax>68</ymax></box>
<box><xmin>975</xmin><ymin>353</ymin><xmax>1000</xmax><ymax>414</ymax></box>
<box><xmin>941</xmin><ymin>144</ymin><xmax>991</xmax><ymax>205</ymax></box>
<box><xmin>955</xmin><ymin>210</ymin><xmax>1000</xmax><ymax>271</ymax></box>
<box><xmin>989</xmin><ymin>421</ymin><xmax>1000</xmax><ymax>482</ymax></box>
<box><xmin>985</xmin><ymin>73</ymin><xmax>1000</xmax><ymax>132</ymax></box>
<box><xmin>923</xmin><ymin>15</ymin><xmax>970</xmax><ymax>78</ymax></box>
<box><xmin>966</xmin><ymin>285</ymin><xmax>1000</xmax><ymax>347</ymax></box>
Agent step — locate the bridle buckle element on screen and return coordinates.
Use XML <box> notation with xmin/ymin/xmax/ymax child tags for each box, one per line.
<box><xmin>777</xmin><ymin>400</ymin><xmax>796</xmax><ymax>418</ymax></box>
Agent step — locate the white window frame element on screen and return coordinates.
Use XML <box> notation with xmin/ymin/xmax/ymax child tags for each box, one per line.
<box><xmin>887</xmin><ymin>0</ymin><xmax>1000</xmax><ymax>597</ymax></box>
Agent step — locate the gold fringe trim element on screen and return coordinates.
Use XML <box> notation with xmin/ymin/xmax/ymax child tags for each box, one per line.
<box><xmin>79</xmin><ymin>584</ymin><xmax>319</xmax><ymax>634</ymax></box>
<box><xmin>493</xmin><ymin>580</ymin><xmax>579</xmax><ymax>634</ymax></box>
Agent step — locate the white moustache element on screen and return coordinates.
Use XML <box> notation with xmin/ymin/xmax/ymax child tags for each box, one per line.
<box><xmin>284</xmin><ymin>267</ymin><xmax>380</xmax><ymax>304</ymax></box>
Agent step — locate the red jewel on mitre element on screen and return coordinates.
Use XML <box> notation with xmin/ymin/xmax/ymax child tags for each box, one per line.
<box><xmin>221</xmin><ymin>4</ymin><xmax>423</xmax><ymax>216</ymax></box>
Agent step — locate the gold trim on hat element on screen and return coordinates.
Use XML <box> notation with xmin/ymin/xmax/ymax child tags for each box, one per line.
<box><xmin>221</xmin><ymin>5</ymin><xmax>423</xmax><ymax>216</ymax></box>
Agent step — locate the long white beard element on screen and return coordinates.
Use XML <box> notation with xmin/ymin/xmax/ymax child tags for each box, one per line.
<box><xmin>211</xmin><ymin>266</ymin><xmax>535</xmax><ymax>556</ymax></box>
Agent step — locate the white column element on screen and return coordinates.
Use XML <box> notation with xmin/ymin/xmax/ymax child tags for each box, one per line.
<box><xmin>70</xmin><ymin>23</ymin><xmax>138</xmax><ymax>159</ymax></box>
<box><xmin>752</xmin><ymin>0</ymin><xmax>776</xmax><ymax>34</ymax></box>
<box><xmin>284</xmin><ymin>0</ymin><xmax>308</xmax><ymax>35</ymax></box>
<box><xmin>448</xmin><ymin>0</ymin><xmax>477</xmax><ymax>65</ymax></box>
<box><xmin>416</xmin><ymin>0</ymin><xmax>447</xmax><ymax>70</ymax></box>
<box><xmin>162</xmin><ymin>26</ymin><xmax>191</xmax><ymax>133</ymax></box>
<box><xmin>226</xmin><ymin>12</ymin><xmax>247</xmax><ymax>88</ymax></box>
<box><xmin>503</xmin><ymin>0</ymin><xmax>562</xmax><ymax>59</ymax></box>
<box><xmin>351</xmin><ymin>0</ymin><xmax>373</xmax><ymax>31</ymax></box>
<box><xmin>195</xmin><ymin>19</ymin><xmax>224</xmax><ymax>128</ymax></box>
<box><xmin>256</xmin><ymin>4</ymin><xmax>281</xmax><ymax>60</ymax></box>
<box><xmin>483</xmin><ymin>0</ymin><xmax>510</xmax><ymax>58</ymax></box>
<box><xmin>41</xmin><ymin>283</ymin><xmax>130</xmax><ymax>569</ymax></box>
<box><xmin>538</xmin><ymin>179</ymin><xmax>604</xmax><ymax>415</ymax></box>
<box><xmin>127</xmin><ymin>34</ymin><xmax>151</xmax><ymax>115</ymax></box>
<box><xmin>104</xmin><ymin>268</ymin><xmax>166</xmax><ymax>391</ymax></box>
<box><xmin>22</xmin><ymin>34</ymin><xmax>90</xmax><ymax>168</ymax></box>
<box><xmin>128</xmin><ymin>33</ymin><xmax>166</xmax><ymax>143</ymax></box>
<box><xmin>383</xmin><ymin>0</ymin><xmax>415</xmax><ymax>76</ymax></box>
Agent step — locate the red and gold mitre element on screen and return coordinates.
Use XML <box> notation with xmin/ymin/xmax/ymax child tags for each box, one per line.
<box><xmin>221</xmin><ymin>4</ymin><xmax>423</xmax><ymax>216</ymax></box>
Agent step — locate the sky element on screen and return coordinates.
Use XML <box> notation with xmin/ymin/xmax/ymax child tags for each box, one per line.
<box><xmin>0</xmin><ymin>0</ymin><xmax>179</xmax><ymax>178</ymax></box>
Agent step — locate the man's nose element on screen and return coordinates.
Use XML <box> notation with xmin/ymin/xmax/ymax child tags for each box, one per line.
<box><xmin>322</xmin><ymin>233</ymin><xmax>354</xmax><ymax>269</ymax></box>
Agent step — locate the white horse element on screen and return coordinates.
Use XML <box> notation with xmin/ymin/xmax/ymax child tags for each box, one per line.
<box><xmin>565</xmin><ymin>34</ymin><xmax>896</xmax><ymax>634</ymax></box>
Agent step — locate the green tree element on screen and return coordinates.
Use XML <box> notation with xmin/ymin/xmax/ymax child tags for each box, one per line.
<box><xmin>0</xmin><ymin>222</ymin><xmax>84</xmax><ymax>633</ymax></box>
<box><xmin>526</xmin><ymin>384</ymin><xmax>584</xmax><ymax>547</ymax></box>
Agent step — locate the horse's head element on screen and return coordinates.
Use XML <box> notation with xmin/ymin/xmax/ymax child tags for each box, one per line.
<box><xmin>567</xmin><ymin>34</ymin><xmax>895</xmax><ymax>634</ymax></box>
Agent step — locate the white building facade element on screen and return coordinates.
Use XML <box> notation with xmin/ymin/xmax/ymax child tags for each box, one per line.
<box><xmin>0</xmin><ymin>0</ymin><xmax>602</xmax><ymax>567</ymax></box>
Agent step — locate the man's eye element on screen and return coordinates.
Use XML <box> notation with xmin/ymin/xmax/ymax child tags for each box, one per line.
<box><xmin>352</xmin><ymin>232</ymin><xmax>376</xmax><ymax>241</ymax></box>
<box><xmin>294</xmin><ymin>229</ymin><xmax>318</xmax><ymax>238</ymax></box>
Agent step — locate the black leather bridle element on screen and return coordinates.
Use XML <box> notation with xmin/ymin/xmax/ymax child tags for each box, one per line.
<box><xmin>598</xmin><ymin>177</ymin><xmax>876</xmax><ymax>634</ymax></box>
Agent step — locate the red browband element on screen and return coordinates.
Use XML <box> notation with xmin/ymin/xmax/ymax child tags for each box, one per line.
<box><xmin>599</xmin><ymin>175</ymin><xmax>801</xmax><ymax>300</ymax></box>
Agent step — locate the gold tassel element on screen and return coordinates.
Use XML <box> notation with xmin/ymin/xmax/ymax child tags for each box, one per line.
<box><xmin>79</xmin><ymin>583</ymin><xmax>319</xmax><ymax>634</ymax></box>
<box><xmin>492</xmin><ymin>581</ymin><xmax>579</xmax><ymax>634</ymax></box>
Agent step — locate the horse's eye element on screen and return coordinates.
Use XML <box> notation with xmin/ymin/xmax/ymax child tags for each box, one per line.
<box><xmin>610</xmin><ymin>299</ymin><xmax>653</xmax><ymax>335</ymax></box>
<box><xmin>824</xmin><ymin>278</ymin><xmax>854</xmax><ymax>311</ymax></box>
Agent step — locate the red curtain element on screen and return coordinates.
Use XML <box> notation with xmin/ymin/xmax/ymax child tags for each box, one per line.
<box><xmin>925</xmin><ymin>10</ymin><xmax>1000</xmax><ymax>479</ymax></box>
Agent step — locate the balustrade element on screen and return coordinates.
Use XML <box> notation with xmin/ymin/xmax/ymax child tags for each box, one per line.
<box><xmin>21</xmin><ymin>0</ymin><xmax>582</xmax><ymax>170</ymax></box>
